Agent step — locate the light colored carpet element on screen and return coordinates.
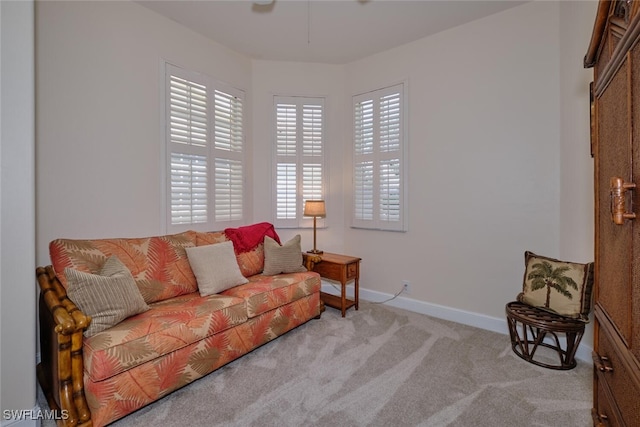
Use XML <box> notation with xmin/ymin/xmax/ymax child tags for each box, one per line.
<box><xmin>39</xmin><ymin>301</ymin><xmax>592</xmax><ymax>426</ymax></box>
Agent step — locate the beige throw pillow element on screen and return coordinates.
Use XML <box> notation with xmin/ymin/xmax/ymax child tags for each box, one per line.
<box><xmin>66</xmin><ymin>256</ymin><xmax>150</xmax><ymax>337</ymax></box>
<box><xmin>518</xmin><ymin>251</ymin><xmax>594</xmax><ymax>322</ymax></box>
<box><xmin>263</xmin><ymin>235</ymin><xmax>307</xmax><ymax>275</ymax></box>
<box><xmin>186</xmin><ymin>241</ymin><xmax>249</xmax><ymax>296</ymax></box>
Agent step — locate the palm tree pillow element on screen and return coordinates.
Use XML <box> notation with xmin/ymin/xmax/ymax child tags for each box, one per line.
<box><xmin>518</xmin><ymin>251</ymin><xmax>594</xmax><ymax>322</ymax></box>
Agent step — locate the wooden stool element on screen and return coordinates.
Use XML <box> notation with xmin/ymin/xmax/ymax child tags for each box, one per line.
<box><xmin>505</xmin><ymin>301</ymin><xmax>585</xmax><ymax>370</ymax></box>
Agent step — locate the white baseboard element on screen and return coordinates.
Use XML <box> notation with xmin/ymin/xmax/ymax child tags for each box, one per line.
<box><xmin>321</xmin><ymin>283</ymin><xmax>593</xmax><ymax>364</ymax></box>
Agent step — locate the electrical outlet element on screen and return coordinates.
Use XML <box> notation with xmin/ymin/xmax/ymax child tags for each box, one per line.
<box><xmin>403</xmin><ymin>280</ymin><xmax>411</xmax><ymax>294</ymax></box>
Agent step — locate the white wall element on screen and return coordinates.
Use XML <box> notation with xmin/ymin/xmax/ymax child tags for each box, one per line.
<box><xmin>31</xmin><ymin>0</ymin><xmax>599</xmax><ymax>391</ymax></box>
<box><xmin>1</xmin><ymin>0</ymin><xmax>37</xmax><ymax>423</ymax></box>
<box><xmin>559</xmin><ymin>0</ymin><xmax>598</xmax><ymax>350</ymax></box>
<box><xmin>250</xmin><ymin>60</ymin><xmax>347</xmax><ymax>251</ymax></box>
<box><xmin>35</xmin><ymin>0</ymin><xmax>598</xmax><ymax>322</ymax></box>
<box><xmin>342</xmin><ymin>1</ymin><xmax>562</xmax><ymax>319</ymax></box>
<box><xmin>253</xmin><ymin>1</ymin><xmax>597</xmax><ymax>331</ymax></box>
<box><xmin>35</xmin><ymin>0</ymin><xmax>252</xmax><ymax>266</ymax></box>
<box><xmin>559</xmin><ymin>1</ymin><xmax>597</xmax><ymax>266</ymax></box>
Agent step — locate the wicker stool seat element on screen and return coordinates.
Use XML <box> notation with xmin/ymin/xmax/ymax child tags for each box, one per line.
<box><xmin>505</xmin><ymin>301</ymin><xmax>586</xmax><ymax>370</ymax></box>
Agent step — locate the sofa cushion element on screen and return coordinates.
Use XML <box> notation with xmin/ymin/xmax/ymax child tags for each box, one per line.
<box><xmin>50</xmin><ymin>231</ymin><xmax>198</xmax><ymax>304</ymax></box>
<box><xmin>66</xmin><ymin>256</ymin><xmax>150</xmax><ymax>337</ymax></box>
<box><xmin>83</xmin><ymin>292</ymin><xmax>247</xmax><ymax>382</ymax></box>
<box><xmin>194</xmin><ymin>231</ymin><xmax>228</xmax><ymax>246</ymax></box>
<box><xmin>263</xmin><ymin>235</ymin><xmax>307</xmax><ymax>275</ymax></box>
<box><xmin>186</xmin><ymin>241</ymin><xmax>248</xmax><ymax>296</ymax></box>
<box><xmin>221</xmin><ymin>271</ymin><xmax>321</xmax><ymax>318</ymax></box>
<box><xmin>196</xmin><ymin>230</ymin><xmax>264</xmax><ymax>277</ymax></box>
<box><xmin>518</xmin><ymin>251</ymin><xmax>594</xmax><ymax>322</ymax></box>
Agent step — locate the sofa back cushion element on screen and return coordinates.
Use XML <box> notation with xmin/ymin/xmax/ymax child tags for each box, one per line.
<box><xmin>50</xmin><ymin>231</ymin><xmax>198</xmax><ymax>304</ymax></box>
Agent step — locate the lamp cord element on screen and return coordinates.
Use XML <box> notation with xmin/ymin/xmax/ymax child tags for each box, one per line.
<box><xmin>324</xmin><ymin>282</ymin><xmax>406</xmax><ymax>305</ymax></box>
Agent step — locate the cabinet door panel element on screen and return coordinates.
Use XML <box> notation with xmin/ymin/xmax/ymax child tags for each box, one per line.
<box><xmin>597</xmin><ymin>60</ymin><xmax>633</xmax><ymax>345</ymax></box>
<box><xmin>631</xmin><ymin>46</ymin><xmax>640</xmax><ymax>362</ymax></box>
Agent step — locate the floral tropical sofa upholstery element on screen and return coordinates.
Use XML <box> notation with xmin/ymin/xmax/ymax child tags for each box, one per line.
<box><xmin>37</xmin><ymin>223</ymin><xmax>322</xmax><ymax>427</ymax></box>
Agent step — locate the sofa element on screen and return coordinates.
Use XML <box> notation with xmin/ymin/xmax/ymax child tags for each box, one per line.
<box><xmin>37</xmin><ymin>223</ymin><xmax>322</xmax><ymax>427</ymax></box>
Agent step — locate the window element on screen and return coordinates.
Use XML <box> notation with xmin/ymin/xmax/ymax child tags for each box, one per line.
<box><xmin>165</xmin><ymin>64</ymin><xmax>245</xmax><ymax>232</ymax></box>
<box><xmin>352</xmin><ymin>83</ymin><xmax>407</xmax><ymax>231</ymax></box>
<box><xmin>273</xmin><ymin>96</ymin><xmax>326</xmax><ymax>228</ymax></box>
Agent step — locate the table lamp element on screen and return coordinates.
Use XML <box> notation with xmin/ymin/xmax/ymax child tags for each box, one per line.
<box><xmin>303</xmin><ymin>200</ymin><xmax>326</xmax><ymax>254</ymax></box>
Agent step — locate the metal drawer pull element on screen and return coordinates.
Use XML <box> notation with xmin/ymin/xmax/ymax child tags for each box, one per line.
<box><xmin>610</xmin><ymin>177</ymin><xmax>636</xmax><ymax>225</ymax></box>
<box><xmin>592</xmin><ymin>352</ymin><xmax>614</xmax><ymax>373</ymax></box>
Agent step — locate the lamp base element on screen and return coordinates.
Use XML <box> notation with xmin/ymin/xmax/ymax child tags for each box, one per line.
<box><xmin>307</xmin><ymin>249</ymin><xmax>324</xmax><ymax>254</ymax></box>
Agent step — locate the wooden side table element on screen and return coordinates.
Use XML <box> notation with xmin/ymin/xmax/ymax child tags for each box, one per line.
<box><xmin>304</xmin><ymin>252</ymin><xmax>361</xmax><ymax>317</ymax></box>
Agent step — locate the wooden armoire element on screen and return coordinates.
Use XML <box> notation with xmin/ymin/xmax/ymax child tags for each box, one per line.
<box><xmin>585</xmin><ymin>1</ymin><xmax>640</xmax><ymax>425</ymax></box>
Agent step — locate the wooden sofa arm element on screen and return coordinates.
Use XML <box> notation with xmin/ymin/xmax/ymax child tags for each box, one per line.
<box><xmin>37</xmin><ymin>266</ymin><xmax>92</xmax><ymax>427</ymax></box>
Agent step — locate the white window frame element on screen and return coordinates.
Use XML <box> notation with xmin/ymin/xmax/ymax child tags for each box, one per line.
<box><xmin>352</xmin><ymin>82</ymin><xmax>408</xmax><ymax>231</ymax></box>
<box><xmin>164</xmin><ymin>63</ymin><xmax>246</xmax><ymax>233</ymax></box>
<box><xmin>273</xmin><ymin>96</ymin><xmax>326</xmax><ymax>228</ymax></box>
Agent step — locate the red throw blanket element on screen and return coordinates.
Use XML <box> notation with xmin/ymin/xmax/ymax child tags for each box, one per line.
<box><xmin>224</xmin><ymin>222</ymin><xmax>280</xmax><ymax>254</ymax></box>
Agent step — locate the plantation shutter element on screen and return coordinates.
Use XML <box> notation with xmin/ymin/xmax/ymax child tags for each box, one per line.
<box><xmin>352</xmin><ymin>83</ymin><xmax>406</xmax><ymax>231</ymax></box>
<box><xmin>354</xmin><ymin>99</ymin><xmax>374</xmax><ymax>221</ymax></box>
<box><xmin>276</xmin><ymin>103</ymin><xmax>297</xmax><ymax>221</ymax></box>
<box><xmin>168</xmin><ymin>70</ymin><xmax>209</xmax><ymax>226</ymax></box>
<box><xmin>213</xmin><ymin>88</ymin><xmax>244</xmax><ymax>222</ymax></box>
<box><xmin>274</xmin><ymin>96</ymin><xmax>325</xmax><ymax>228</ymax></box>
<box><xmin>379</xmin><ymin>92</ymin><xmax>401</xmax><ymax>224</ymax></box>
<box><xmin>165</xmin><ymin>63</ymin><xmax>246</xmax><ymax>232</ymax></box>
<box><xmin>302</xmin><ymin>103</ymin><xmax>323</xmax><ymax>202</ymax></box>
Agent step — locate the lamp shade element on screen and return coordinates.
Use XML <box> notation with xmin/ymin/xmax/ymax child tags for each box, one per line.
<box><xmin>303</xmin><ymin>200</ymin><xmax>326</xmax><ymax>218</ymax></box>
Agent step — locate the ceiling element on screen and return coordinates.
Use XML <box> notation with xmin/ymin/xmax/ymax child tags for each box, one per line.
<box><xmin>137</xmin><ymin>0</ymin><xmax>527</xmax><ymax>64</ymax></box>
